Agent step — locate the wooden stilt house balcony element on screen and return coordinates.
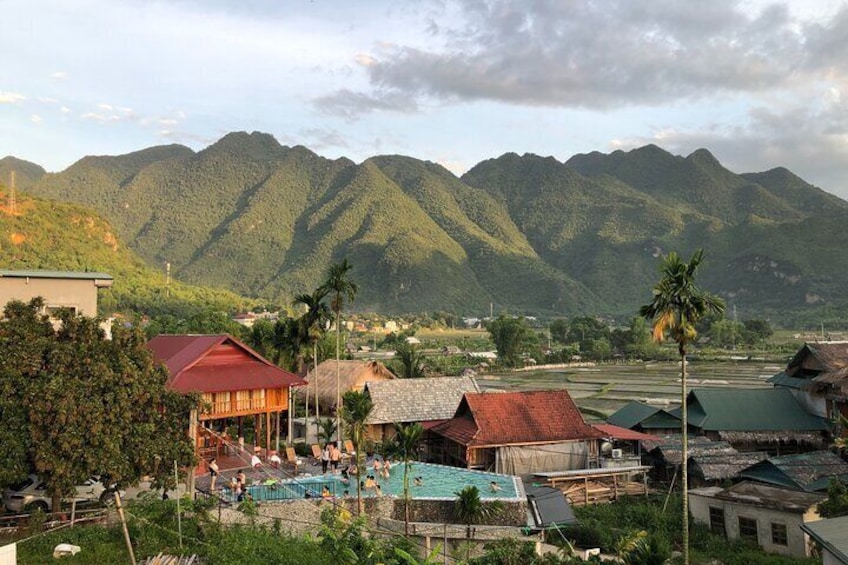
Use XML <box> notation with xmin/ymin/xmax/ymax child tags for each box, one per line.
<box><xmin>147</xmin><ymin>334</ymin><xmax>307</xmax><ymax>472</ymax></box>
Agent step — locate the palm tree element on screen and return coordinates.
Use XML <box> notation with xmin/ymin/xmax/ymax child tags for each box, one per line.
<box><xmin>395</xmin><ymin>341</ymin><xmax>426</xmax><ymax>378</ymax></box>
<box><xmin>341</xmin><ymin>389</ymin><xmax>373</xmax><ymax>515</ymax></box>
<box><xmin>320</xmin><ymin>258</ymin><xmax>358</xmax><ymax>448</ymax></box>
<box><xmin>393</xmin><ymin>422</ymin><xmax>424</xmax><ymax>535</ymax></box>
<box><xmin>453</xmin><ymin>485</ymin><xmax>503</xmax><ymax>561</ymax></box>
<box><xmin>294</xmin><ymin>289</ymin><xmax>331</xmax><ymax>427</ymax></box>
<box><xmin>640</xmin><ymin>248</ymin><xmax>724</xmax><ymax>565</ymax></box>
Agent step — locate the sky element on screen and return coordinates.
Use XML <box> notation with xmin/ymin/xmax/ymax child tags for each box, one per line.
<box><xmin>2</xmin><ymin>0</ymin><xmax>848</xmax><ymax>197</ymax></box>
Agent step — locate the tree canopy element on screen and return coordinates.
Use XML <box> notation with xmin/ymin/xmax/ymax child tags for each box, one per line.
<box><xmin>486</xmin><ymin>316</ymin><xmax>539</xmax><ymax>367</ymax></box>
<box><xmin>0</xmin><ymin>299</ymin><xmax>197</xmax><ymax>502</ymax></box>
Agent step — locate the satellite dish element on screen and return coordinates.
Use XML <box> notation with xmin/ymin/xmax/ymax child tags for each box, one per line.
<box><xmin>600</xmin><ymin>441</ymin><xmax>613</xmax><ymax>454</ymax></box>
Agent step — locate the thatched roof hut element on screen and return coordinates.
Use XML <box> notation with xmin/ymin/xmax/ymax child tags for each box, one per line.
<box><xmin>302</xmin><ymin>360</ymin><xmax>396</xmax><ymax>410</ymax></box>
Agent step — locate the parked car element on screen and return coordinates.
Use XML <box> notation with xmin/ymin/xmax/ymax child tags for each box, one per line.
<box><xmin>2</xmin><ymin>474</ymin><xmax>118</xmax><ymax>513</ymax></box>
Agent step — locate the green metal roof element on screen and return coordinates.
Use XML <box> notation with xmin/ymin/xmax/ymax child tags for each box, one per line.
<box><xmin>686</xmin><ymin>388</ymin><xmax>829</xmax><ymax>432</ymax></box>
<box><xmin>739</xmin><ymin>450</ymin><xmax>848</xmax><ymax>492</ymax></box>
<box><xmin>801</xmin><ymin>515</ymin><xmax>848</xmax><ymax>564</ymax></box>
<box><xmin>607</xmin><ymin>401</ymin><xmax>665</xmax><ymax>429</ymax></box>
<box><xmin>0</xmin><ymin>270</ymin><xmax>113</xmax><ymax>280</ymax></box>
<box><xmin>768</xmin><ymin>371</ymin><xmax>807</xmax><ymax>390</ymax></box>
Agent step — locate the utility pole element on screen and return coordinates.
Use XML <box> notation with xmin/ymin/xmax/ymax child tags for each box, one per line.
<box><xmin>165</xmin><ymin>262</ymin><xmax>171</xmax><ymax>297</ymax></box>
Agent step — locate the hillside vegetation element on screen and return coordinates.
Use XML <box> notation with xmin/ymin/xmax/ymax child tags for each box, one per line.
<box><xmin>0</xmin><ymin>189</ymin><xmax>252</xmax><ymax>315</ymax></box>
<box><xmin>12</xmin><ymin>132</ymin><xmax>848</xmax><ymax>318</ymax></box>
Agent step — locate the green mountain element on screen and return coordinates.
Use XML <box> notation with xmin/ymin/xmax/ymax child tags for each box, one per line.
<box><xmin>16</xmin><ymin>133</ymin><xmax>848</xmax><ymax>318</ymax></box>
<box><xmin>0</xmin><ymin>183</ymin><xmax>252</xmax><ymax>315</ymax></box>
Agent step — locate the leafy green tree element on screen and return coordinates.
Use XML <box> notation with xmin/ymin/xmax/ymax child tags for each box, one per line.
<box><xmin>392</xmin><ymin>422</ymin><xmax>424</xmax><ymax>535</ymax></box>
<box><xmin>640</xmin><ymin>249</ymin><xmax>725</xmax><ymax>565</ymax></box>
<box><xmin>708</xmin><ymin>318</ymin><xmax>744</xmax><ymax>348</ymax></box>
<box><xmin>742</xmin><ymin>319</ymin><xmax>773</xmax><ymax>345</ymax></box>
<box><xmin>394</xmin><ymin>341</ymin><xmax>426</xmax><ymax>378</ymax></box>
<box><xmin>486</xmin><ymin>316</ymin><xmax>539</xmax><ymax>367</ymax></box>
<box><xmin>341</xmin><ymin>390</ymin><xmax>373</xmax><ymax>515</ymax></box>
<box><xmin>819</xmin><ymin>478</ymin><xmax>848</xmax><ymax>518</ymax></box>
<box><xmin>320</xmin><ymin>259</ymin><xmax>358</xmax><ymax>445</ymax></box>
<box><xmin>567</xmin><ymin>316</ymin><xmax>610</xmax><ymax>351</ymax></box>
<box><xmin>453</xmin><ymin>485</ymin><xmax>504</xmax><ymax>561</ymax></box>
<box><xmin>549</xmin><ymin>319</ymin><xmax>570</xmax><ymax>344</ymax></box>
<box><xmin>0</xmin><ymin>299</ymin><xmax>197</xmax><ymax>510</ymax></box>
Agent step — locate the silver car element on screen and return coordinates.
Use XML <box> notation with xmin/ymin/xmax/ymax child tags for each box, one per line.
<box><xmin>2</xmin><ymin>474</ymin><xmax>116</xmax><ymax>513</ymax></box>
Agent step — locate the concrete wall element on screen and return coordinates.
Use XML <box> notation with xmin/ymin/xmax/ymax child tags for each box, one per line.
<box><xmin>690</xmin><ymin>492</ymin><xmax>817</xmax><ymax>558</ymax></box>
<box><xmin>0</xmin><ymin>277</ymin><xmax>102</xmax><ymax>317</ymax></box>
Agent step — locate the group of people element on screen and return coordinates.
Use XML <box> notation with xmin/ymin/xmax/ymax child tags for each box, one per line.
<box><xmin>320</xmin><ymin>443</ymin><xmax>343</xmax><ymax>474</ymax></box>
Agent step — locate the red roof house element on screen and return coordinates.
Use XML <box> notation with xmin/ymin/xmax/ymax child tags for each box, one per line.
<box><xmin>147</xmin><ymin>334</ymin><xmax>306</xmax><ymax>464</ymax></box>
<box><xmin>428</xmin><ymin>390</ymin><xmax>604</xmax><ymax>474</ymax></box>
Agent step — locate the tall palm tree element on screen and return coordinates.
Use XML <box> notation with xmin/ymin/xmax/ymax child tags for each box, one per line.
<box><xmin>294</xmin><ymin>289</ymin><xmax>330</xmax><ymax>427</ymax></box>
<box><xmin>341</xmin><ymin>389</ymin><xmax>373</xmax><ymax>516</ymax></box>
<box><xmin>393</xmin><ymin>422</ymin><xmax>424</xmax><ymax>535</ymax></box>
<box><xmin>320</xmin><ymin>258</ymin><xmax>358</xmax><ymax>447</ymax></box>
<box><xmin>640</xmin><ymin>248</ymin><xmax>724</xmax><ymax>565</ymax></box>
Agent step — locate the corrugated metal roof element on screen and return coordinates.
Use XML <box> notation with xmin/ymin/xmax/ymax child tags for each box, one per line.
<box><xmin>801</xmin><ymin>515</ymin><xmax>848</xmax><ymax>564</ymax></box>
<box><xmin>0</xmin><ymin>269</ymin><xmax>113</xmax><ymax>280</ymax></box>
<box><xmin>607</xmin><ymin>401</ymin><xmax>670</xmax><ymax>429</ymax></box>
<box><xmin>592</xmin><ymin>423</ymin><xmax>659</xmax><ymax>442</ymax></box>
<box><xmin>147</xmin><ymin>334</ymin><xmax>305</xmax><ymax>393</ymax></box>
<box><xmin>739</xmin><ymin>450</ymin><xmax>848</xmax><ymax>492</ymax></box>
<box><xmin>365</xmin><ymin>376</ymin><xmax>479</xmax><ymax>424</ymax></box>
<box><xmin>686</xmin><ymin>388</ymin><xmax>830</xmax><ymax>432</ymax></box>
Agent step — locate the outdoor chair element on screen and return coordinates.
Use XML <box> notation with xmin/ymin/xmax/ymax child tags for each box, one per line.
<box><xmin>285</xmin><ymin>447</ymin><xmax>300</xmax><ymax>474</ymax></box>
<box><xmin>310</xmin><ymin>444</ymin><xmax>322</xmax><ymax>464</ymax></box>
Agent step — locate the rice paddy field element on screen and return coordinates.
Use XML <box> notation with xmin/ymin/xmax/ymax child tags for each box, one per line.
<box><xmin>478</xmin><ymin>360</ymin><xmax>788</xmax><ymax>421</ymax></box>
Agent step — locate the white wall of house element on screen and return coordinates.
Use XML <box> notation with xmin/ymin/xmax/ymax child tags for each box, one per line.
<box><xmin>690</xmin><ymin>491</ymin><xmax>819</xmax><ymax>558</ymax></box>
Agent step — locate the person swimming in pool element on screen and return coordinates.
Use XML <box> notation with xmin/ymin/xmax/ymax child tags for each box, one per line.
<box><xmin>413</xmin><ymin>476</ymin><xmax>423</xmax><ymax>487</ymax></box>
<box><xmin>489</xmin><ymin>481</ymin><xmax>501</xmax><ymax>492</ymax></box>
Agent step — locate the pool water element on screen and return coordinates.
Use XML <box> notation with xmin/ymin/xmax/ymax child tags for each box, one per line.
<box><xmin>226</xmin><ymin>462</ymin><xmax>523</xmax><ymax>503</ymax></box>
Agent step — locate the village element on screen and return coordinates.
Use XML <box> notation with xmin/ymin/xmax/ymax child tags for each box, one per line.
<box><xmin>0</xmin><ymin>268</ymin><xmax>847</xmax><ymax>565</ymax></box>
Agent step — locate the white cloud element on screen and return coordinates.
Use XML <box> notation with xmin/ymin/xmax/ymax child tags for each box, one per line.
<box><xmin>38</xmin><ymin>96</ymin><xmax>58</xmax><ymax>104</ymax></box>
<box><xmin>50</xmin><ymin>71</ymin><xmax>67</xmax><ymax>80</ymax></box>
<box><xmin>30</xmin><ymin>114</ymin><xmax>43</xmax><ymax>124</ymax></box>
<box><xmin>0</xmin><ymin>91</ymin><xmax>26</xmax><ymax>104</ymax></box>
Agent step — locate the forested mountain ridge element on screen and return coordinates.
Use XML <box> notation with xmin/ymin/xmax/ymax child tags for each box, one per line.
<box><xmin>13</xmin><ymin>132</ymin><xmax>848</xmax><ymax>318</ymax></box>
<box><xmin>0</xmin><ymin>187</ymin><xmax>252</xmax><ymax>315</ymax></box>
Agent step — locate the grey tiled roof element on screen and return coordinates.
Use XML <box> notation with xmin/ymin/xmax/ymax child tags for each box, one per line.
<box><xmin>365</xmin><ymin>376</ymin><xmax>479</xmax><ymax>425</ymax></box>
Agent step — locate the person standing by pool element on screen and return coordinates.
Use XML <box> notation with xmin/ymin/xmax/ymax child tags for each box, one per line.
<box><xmin>330</xmin><ymin>444</ymin><xmax>341</xmax><ymax>473</ymax></box>
<box><xmin>209</xmin><ymin>458</ymin><xmax>219</xmax><ymax>490</ymax></box>
<box><xmin>321</xmin><ymin>444</ymin><xmax>330</xmax><ymax>474</ymax></box>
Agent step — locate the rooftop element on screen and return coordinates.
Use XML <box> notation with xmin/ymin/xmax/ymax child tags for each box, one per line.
<box><xmin>691</xmin><ymin>481</ymin><xmax>825</xmax><ymax>514</ymax></box>
<box><xmin>365</xmin><ymin>376</ymin><xmax>479</xmax><ymax>425</ymax></box>
<box><xmin>801</xmin><ymin>515</ymin><xmax>848</xmax><ymax>564</ymax></box>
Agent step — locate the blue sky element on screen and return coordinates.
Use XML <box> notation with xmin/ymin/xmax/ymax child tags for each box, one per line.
<box><xmin>2</xmin><ymin>0</ymin><xmax>848</xmax><ymax>197</ymax></box>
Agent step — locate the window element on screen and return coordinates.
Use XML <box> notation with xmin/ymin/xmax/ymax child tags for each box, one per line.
<box><xmin>709</xmin><ymin>506</ymin><xmax>726</xmax><ymax>536</ymax></box>
<box><xmin>771</xmin><ymin>523</ymin><xmax>788</xmax><ymax>546</ymax></box>
<box><xmin>739</xmin><ymin>516</ymin><xmax>758</xmax><ymax>542</ymax></box>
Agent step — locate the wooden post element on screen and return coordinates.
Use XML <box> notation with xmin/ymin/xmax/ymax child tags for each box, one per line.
<box><xmin>188</xmin><ymin>409</ymin><xmax>198</xmax><ymax>497</ymax></box>
<box><xmin>275</xmin><ymin>410</ymin><xmax>281</xmax><ymax>452</ymax></box>
<box><xmin>287</xmin><ymin>388</ymin><xmax>294</xmax><ymax>446</ymax></box>
<box><xmin>266</xmin><ymin>411</ymin><xmax>272</xmax><ymax>456</ymax></box>
<box><xmin>113</xmin><ymin>491</ymin><xmax>137</xmax><ymax>565</ymax></box>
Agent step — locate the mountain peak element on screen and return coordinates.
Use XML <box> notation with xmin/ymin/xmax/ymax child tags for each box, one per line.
<box><xmin>205</xmin><ymin>131</ymin><xmax>286</xmax><ymax>160</ymax></box>
<box><xmin>686</xmin><ymin>148</ymin><xmax>722</xmax><ymax>167</ymax></box>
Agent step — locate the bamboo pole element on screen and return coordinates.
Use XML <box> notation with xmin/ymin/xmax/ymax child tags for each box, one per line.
<box><xmin>113</xmin><ymin>491</ymin><xmax>136</xmax><ymax>565</ymax></box>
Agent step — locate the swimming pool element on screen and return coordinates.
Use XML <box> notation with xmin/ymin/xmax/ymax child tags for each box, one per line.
<box><xmin>224</xmin><ymin>462</ymin><xmax>524</xmax><ymax>503</ymax></box>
